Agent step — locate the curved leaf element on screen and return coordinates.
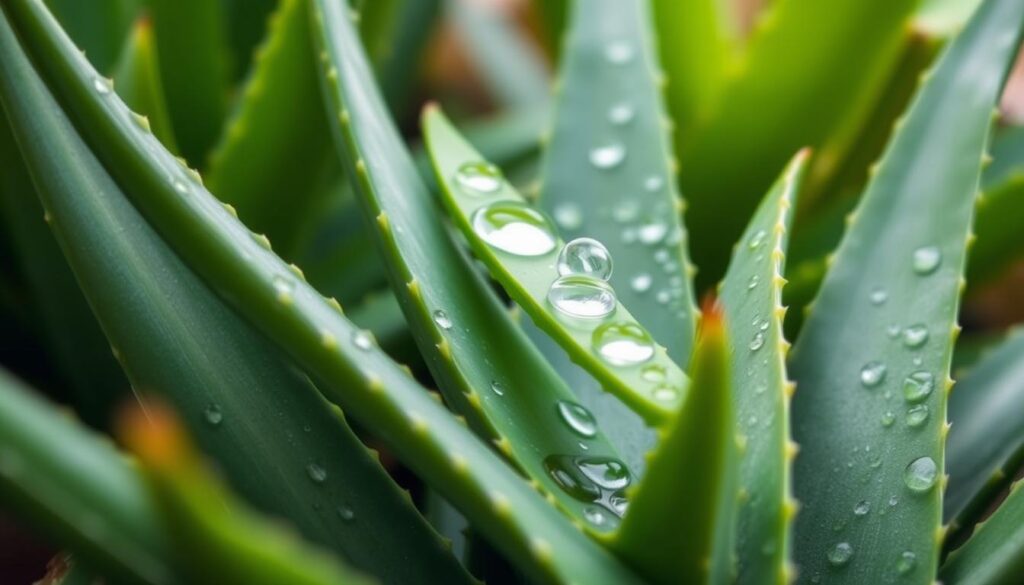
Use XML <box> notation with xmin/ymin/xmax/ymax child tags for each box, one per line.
<box><xmin>110</xmin><ymin>16</ymin><xmax>177</xmax><ymax>154</ymax></box>
<box><xmin>940</xmin><ymin>478</ymin><xmax>1024</xmax><ymax>585</ymax></box>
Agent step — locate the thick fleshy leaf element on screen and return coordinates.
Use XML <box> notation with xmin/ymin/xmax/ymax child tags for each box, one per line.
<box><xmin>939</xmin><ymin>478</ymin><xmax>1024</xmax><ymax>585</ymax></box>
<box><xmin>424</xmin><ymin>106</ymin><xmax>689</xmax><ymax>424</ymax></box>
<box><xmin>969</xmin><ymin>124</ymin><xmax>1024</xmax><ymax>285</ymax></box>
<box><xmin>44</xmin><ymin>0</ymin><xmax>138</xmax><ymax>73</ymax></box>
<box><xmin>720</xmin><ymin>151</ymin><xmax>807</xmax><ymax>584</ymax></box>
<box><xmin>790</xmin><ymin>0</ymin><xmax>1024</xmax><ymax>581</ymax></box>
<box><xmin>110</xmin><ymin>16</ymin><xmax>177</xmax><ymax>153</ymax></box>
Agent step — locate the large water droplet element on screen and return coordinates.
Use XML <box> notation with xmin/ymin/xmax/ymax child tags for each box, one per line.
<box><xmin>548</xmin><ymin>276</ymin><xmax>617</xmax><ymax>319</ymax></box>
<box><xmin>608</xmin><ymin>103</ymin><xmax>635</xmax><ymax>125</ymax></box>
<box><xmin>860</xmin><ymin>361</ymin><xmax>887</xmax><ymax>388</ymax></box>
<box><xmin>472</xmin><ymin>201</ymin><xmax>557</xmax><ymax>256</ymax></box>
<box><xmin>553</xmin><ymin>203</ymin><xmax>582</xmax><ymax>230</ymax></box>
<box><xmin>204</xmin><ymin>404</ymin><xmax>223</xmax><ymax>426</ymax></box>
<box><xmin>543</xmin><ymin>455</ymin><xmax>631</xmax><ymax>522</ymax></box>
<box><xmin>902</xmin><ymin>324</ymin><xmax>929</xmax><ymax>348</ymax></box>
<box><xmin>630</xmin><ymin>273</ymin><xmax>652</xmax><ymax>293</ymax></box>
<box><xmin>902</xmin><ymin>371</ymin><xmax>934</xmax><ymax>403</ymax></box>
<box><xmin>558</xmin><ymin>238</ymin><xmax>613</xmax><ymax>280</ymax></box>
<box><xmin>432</xmin><ymin>309</ymin><xmax>452</xmax><ymax>330</ymax></box>
<box><xmin>604</xmin><ymin>41</ymin><xmax>635</xmax><ymax>64</ymax></box>
<box><xmin>828</xmin><ymin>542</ymin><xmax>854</xmax><ymax>566</ymax></box>
<box><xmin>896</xmin><ymin>551</ymin><xmax>916</xmax><ymax>575</ymax></box>
<box><xmin>557</xmin><ymin>401</ymin><xmax>598</xmax><ymax>438</ymax></box>
<box><xmin>455</xmin><ymin>161</ymin><xmax>503</xmax><ymax>195</ymax></box>
<box><xmin>592</xmin><ymin>322</ymin><xmax>655</xmax><ymax>366</ymax></box>
<box><xmin>912</xmin><ymin>246</ymin><xmax>942</xmax><ymax>275</ymax></box>
<box><xmin>577</xmin><ymin>457</ymin><xmax>631</xmax><ymax>490</ymax></box>
<box><xmin>906</xmin><ymin>404</ymin><xmax>929</xmax><ymax>427</ymax></box>
<box><xmin>903</xmin><ymin>456</ymin><xmax>937</xmax><ymax>492</ymax></box>
<box><xmin>307</xmin><ymin>463</ymin><xmax>328</xmax><ymax>484</ymax></box>
<box><xmin>589</xmin><ymin>143</ymin><xmax>626</xmax><ymax>169</ymax></box>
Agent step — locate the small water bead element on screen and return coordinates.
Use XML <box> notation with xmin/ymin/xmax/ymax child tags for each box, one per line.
<box><xmin>906</xmin><ymin>404</ymin><xmax>929</xmax><ymax>428</ymax></box>
<box><xmin>748</xmin><ymin>275</ymin><xmax>760</xmax><ymax>290</ymax></box>
<box><xmin>652</xmin><ymin>385</ymin><xmax>680</xmax><ymax>402</ymax></box>
<box><xmin>608</xmin><ymin>103</ymin><xmax>635</xmax><ymax>125</ymax></box>
<box><xmin>902</xmin><ymin>324</ymin><xmax>929</xmax><ymax>348</ymax></box>
<box><xmin>748</xmin><ymin>229</ymin><xmax>767</xmax><ymax>250</ymax></box>
<box><xmin>912</xmin><ymin>246</ymin><xmax>942</xmax><ymax>275</ymax></box>
<box><xmin>638</xmin><ymin>220</ymin><xmax>668</xmax><ymax>245</ymax></box>
<box><xmin>903</xmin><ymin>456</ymin><xmax>938</xmax><ymax>492</ymax></box>
<box><xmin>584</xmin><ymin>506</ymin><xmax>611</xmax><ymax>527</ymax></box>
<box><xmin>860</xmin><ymin>361</ymin><xmax>887</xmax><ymax>388</ymax></box>
<box><xmin>902</xmin><ymin>371</ymin><xmax>934</xmax><ymax>403</ymax></box>
<box><xmin>853</xmin><ymin>500</ymin><xmax>871</xmax><ymax>516</ymax></box>
<box><xmin>490</xmin><ymin>380</ymin><xmax>506</xmax><ymax>396</ymax></box>
<box><xmin>592</xmin><ymin>322</ymin><xmax>655</xmax><ymax>366</ymax></box>
<box><xmin>644</xmin><ymin>176</ymin><xmax>664</xmax><ymax>192</ymax></box>
<box><xmin>455</xmin><ymin>161</ymin><xmax>503</xmax><ymax>195</ymax></box>
<box><xmin>172</xmin><ymin>179</ymin><xmax>189</xmax><ymax>194</ymax></box>
<box><xmin>432</xmin><ymin>309</ymin><xmax>452</xmax><ymax>330</ymax></box>
<box><xmin>306</xmin><ymin>463</ymin><xmax>328</xmax><ymax>484</ymax></box>
<box><xmin>881</xmin><ymin>411</ymin><xmax>896</xmax><ymax>427</ymax></box>
<box><xmin>641</xmin><ymin>364</ymin><xmax>666</xmax><ymax>383</ymax></box>
<box><xmin>887</xmin><ymin>325</ymin><xmax>902</xmax><ymax>339</ymax></box>
<box><xmin>630</xmin><ymin>273</ymin><xmax>652</xmax><ymax>293</ymax></box>
<box><xmin>749</xmin><ymin>332</ymin><xmax>766</xmax><ymax>352</ymax></box>
<box><xmin>889</xmin><ymin>495</ymin><xmax>899</xmax><ymax>507</ymax></box>
<box><xmin>273</xmin><ymin>275</ymin><xmax>295</xmax><ymax>301</ymax></box>
<box><xmin>472</xmin><ymin>201</ymin><xmax>557</xmax><ymax>256</ymax></box>
<box><xmin>92</xmin><ymin>77</ymin><xmax>111</xmax><ymax>94</ymax></box>
<box><xmin>870</xmin><ymin>287</ymin><xmax>889</xmax><ymax>305</ymax></box>
<box><xmin>352</xmin><ymin>330</ymin><xmax>374</xmax><ymax>351</ymax></box>
<box><xmin>337</xmin><ymin>506</ymin><xmax>356</xmax><ymax>522</ymax></box>
<box><xmin>558</xmin><ymin>238</ymin><xmax>613</xmax><ymax>280</ymax></box>
<box><xmin>557</xmin><ymin>401</ymin><xmax>598</xmax><ymax>438</ymax></box>
<box><xmin>204</xmin><ymin>404</ymin><xmax>223</xmax><ymax>426</ymax></box>
<box><xmin>604</xmin><ymin>41</ymin><xmax>635</xmax><ymax>64</ymax></box>
<box><xmin>612</xmin><ymin>201</ymin><xmax>639</xmax><ymax>223</ymax></box>
<box><xmin>548</xmin><ymin>275</ymin><xmax>617</xmax><ymax>319</ymax></box>
<box><xmin>828</xmin><ymin>542</ymin><xmax>854</xmax><ymax>566</ymax></box>
<box><xmin>656</xmin><ymin>290</ymin><xmax>671</xmax><ymax>304</ymax></box>
<box><xmin>896</xmin><ymin>551</ymin><xmax>917</xmax><ymax>575</ymax></box>
<box><xmin>553</xmin><ymin>203</ymin><xmax>582</xmax><ymax>230</ymax></box>
<box><xmin>589</xmin><ymin>143</ymin><xmax>627</xmax><ymax>169</ymax></box>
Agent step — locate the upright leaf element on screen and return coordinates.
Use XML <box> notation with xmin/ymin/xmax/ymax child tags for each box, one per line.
<box><xmin>969</xmin><ymin>124</ymin><xmax>1024</xmax><ymax>285</ymax></box>
<box><xmin>790</xmin><ymin>0</ymin><xmax>1024</xmax><ymax>582</ymax></box>
<box><xmin>44</xmin><ymin>0</ymin><xmax>138</xmax><ymax>73</ymax></box>
<box><xmin>939</xmin><ymin>479</ymin><xmax>1024</xmax><ymax>585</ymax></box>
<box><xmin>110</xmin><ymin>16</ymin><xmax>177</xmax><ymax>153</ymax></box>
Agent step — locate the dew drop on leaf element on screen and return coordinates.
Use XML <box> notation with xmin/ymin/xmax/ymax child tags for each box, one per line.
<box><xmin>896</xmin><ymin>551</ymin><xmax>916</xmax><ymax>575</ymax></box>
<box><xmin>906</xmin><ymin>404</ymin><xmax>929</xmax><ymax>427</ymax></box>
<box><xmin>558</xmin><ymin>238</ymin><xmax>613</xmax><ymax>280</ymax></box>
<box><xmin>92</xmin><ymin>77</ymin><xmax>111</xmax><ymax>94</ymax></box>
<box><xmin>352</xmin><ymin>330</ymin><xmax>374</xmax><ymax>351</ymax></box>
<box><xmin>638</xmin><ymin>220</ymin><xmax>668</xmax><ymax>246</ymax></box>
<box><xmin>337</xmin><ymin>506</ymin><xmax>355</xmax><ymax>522</ymax></box>
<box><xmin>641</xmin><ymin>364</ymin><xmax>666</xmax><ymax>383</ymax></box>
<box><xmin>604</xmin><ymin>41</ymin><xmax>635</xmax><ymax>65</ymax></box>
<box><xmin>827</xmin><ymin>542</ymin><xmax>854</xmax><ymax>566</ymax></box>
<box><xmin>902</xmin><ymin>371</ymin><xmax>934</xmax><ymax>403</ymax></box>
<box><xmin>454</xmin><ymin>161</ymin><xmax>503</xmax><ymax>195</ymax></box>
<box><xmin>912</xmin><ymin>246</ymin><xmax>942</xmax><ymax>275</ymax></box>
<box><xmin>630</xmin><ymin>273</ymin><xmax>652</xmax><ymax>293</ymax></box>
<box><xmin>592</xmin><ymin>322</ymin><xmax>655</xmax><ymax>366</ymax></box>
<box><xmin>860</xmin><ymin>361</ymin><xmax>887</xmax><ymax>388</ymax></box>
<box><xmin>902</xmin><ymin>324</ymin><xmax>929</xmax><ymax>348</ymax></box>
<box><xmin>432</xmin><ymin>309</ymin><xmax>452</xmax><ymax>330</ymax></box>
<box><xmin>644</xmin><ymin>176</ymin><xmax>664</xmax><ymax>192</ymax></box>
<box><xmin>589</xmin><ymin>143</ymin><xmax>626</xmax><ymax>169</ymax></box>
<box><xmin>547</xmin><ymin>275</ymin><xmax>617</xmax><ymax>319</ymax></box>
<box><xmin>490</xmin><ymin>381</ymin><xmax>506</xmax><ymax>396</ymax></box>
<box><xmin>607</xmin><ymin>103</ymin><xmax>635</xmax><ymax>125</ymax></box>
<box><xmin>557</xmin><ymin>401</ymin><xmax>598</xmax><ymax>438</ymax></box>
<box><xmin>749</xmin><ymin>332</ymin><xmax>766</xmax><ymax>352</ymax></box>
<box><xmin>881</xmin><ymin>411</ymin><xmax>896</xmax><ymax>427</ymax></box>
<box><xmin>869</xmin><ymin>287</ymin><xmax>888</xmax><ymax>305</ymax></box>
<box><xmin>553</xmin><ymin>202</ymin><xmax>582</xmax><ymax>230</ymax></box>
<box><xmin>306</xmin><ymin>463</ymin><xmax>328</xmax><ymax>484</ymax></box>
<box><xmin>903</xmin><ymin>456</ymin><xmax>937</xmax><ymax>492</ymax></box>
<box><xmin>853</xmin><ymin>500</ymin><xmax>870</xmax><ymax>516</ymax></box>
<box><xmin>748</xmin><ymin>229</ymin><xmax>767</xmax><ymax>250</ymax></box>
<box><xmin>652</xmin><ymin>385</ymin><xmax>680</xmax><ymax>403</ymax></box>
<box><xmin>472</xmin><ymin>201</ymin><xmax>557</xmax><ymax>256</ymax></box>
<box><xmin>204</xmin><ymin>404</ymin><xmax>223</xmax><ymax>427</ymax></box>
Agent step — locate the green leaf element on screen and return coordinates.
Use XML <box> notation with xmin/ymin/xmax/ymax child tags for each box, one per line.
<box><xmin>424</xmin><ymin>106</ymin><xmax>689</xmax><ymax>424</ymax></box>
<box><xmin>612</xmin><ymin>306</ymin><xmax>737</xmax><ymax>584</ymax></box>
<box><xmin>370</xmin><ymin>0</ymin><xmax>442</xmax><ymax>117</ymax></box>
<box><xmin>0</xmin><ymin>367</ymin><xmax>177</xmax><ymax>584</ymax></box>
<box><xmin>944</xmin><ymin>328</ymin><xmax>1024</xmax><ymax>536</ymax></box>
<box><xmin>44</xmin><ymin>0</ymin><xmax>139</xmax><ymax>73</ymax></box>
<box><xmin>0</xmin><ymin>14</ymin><xmax>469</xmax><ymax>581</ymax></box>
<box><xmin>720</xmin><ymin>151</ymin><xmax>808</xmax><ymax>584</ymax></box>
<box><xmin>531</xmin><ymin>0</ymin><xmax>567</xmax><ymax>60</ymax></box>
<box><xmin>789</xmin><ymin>0</ymin><xmax>1024</xmax><ymax>581</ymax></box>
<box><xmin>110</xmin><ymin>15</ymin><xmax>177</xmax><ymax>154</ymax></box>
<box><xmin>939</xmin><ymin>479</ymin><xmax>1024</xmax><ymax>585</ymax></box>
<box><xmin>680</xmin><ymin>0</ymin><xmax>918</xmax><ymax>286</ymax></box>
<box><xmin>0</xmin><ymin>2</ymin><xmax>645</xmax><ymax>581</ymax></box>
<box><xmin>916</xmin><ymin>0</ymin><xmax>985</xmax><ymax>36</ymax></box>
<box><xmin>205</xmin><ymin>0</ymin><xmax>335</xmax><ymax>256</ymax></box>
<box><xmin>148</xmin><ymin>0</ymin><xmax>229</xmax><ymax>164</ymax></box>
<box><xmin>968</xmin><ymin>125</ymin><xmax>1024</xmax><ymax>285</ymax></box>
<box><xmin>220</xmin><ymin>0</ymin><xmax>278</xmax><ymax>83</ymax></box>
<box><xmin>312</xmin><ymin>0</ymin><xmax>637</xmax><ymax>531</ymax></box>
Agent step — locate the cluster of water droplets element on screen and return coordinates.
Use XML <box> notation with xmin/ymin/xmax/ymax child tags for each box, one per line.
<box><xmin>544</xmin><ymin>453</ymin><xmax>630</xmax><ymax>530</ymax></box>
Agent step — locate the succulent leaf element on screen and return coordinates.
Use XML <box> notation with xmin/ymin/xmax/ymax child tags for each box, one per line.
<box><xmin>968</xmin><ymin>124</ymin><xmax>1024</xmax><ymax>285</ymax></box>
<box><xmin>790</xmin><ymin>0</ymin><xmax>1024</xmax><ymax>581</ymax></box>
<box><xmin>939</xmin><ymin>478</ymin><xmax>1024</xmax><ymax>585</ymax></box>
<box><xmin>111</xmin><ymin>16</ymin><xmax>178</xmax><ymax>154</ymax></box>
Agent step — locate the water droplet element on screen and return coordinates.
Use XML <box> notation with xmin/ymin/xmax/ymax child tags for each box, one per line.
<box><xmin>853</xmin><ymin>500</ymin><xmax>870</xmax><ymax>516</ymax></box>
<box><xmin>604</xmin><ymin>41</ymin><xmax>635</xmax><ymax>64</ymax></box>
<box><xmin>748</xmin><ymin>229</ymin><xmax>767</xmax><ymax>250</ymax></box>
<box><xmin>655</xmin><ymin>290</ymin><xmax>670</xmax><ymax>304</ymax></box>
<box><xmin>432</xmin><ymin>309</ymin><xmax>452</xmax><ymax>330</ymax></box>
<box><xmin>472</xmin><ymin>201</ymin><xmax>557</xmax><ymax>256</ymax></box>
<box><xmin>638</xmin><ymin>220</ymin><xmax>668</xmax><ymax>245</ymax></box>
<box><xmin>902</xmin><ymin>324</ymin><xmax>929</xmax><ymax>348</ymax></box>
<box><xmin>553</xmin><ymin>203</ymin><xmax>582</xmax><ymax>230</ymax></box>
<box><xmin>889</xmin><ymin>495</ymin><xmax>899</xmax><ymax>507</ymax></box>
<box><xmin>630</xmin><ymin>273</ymin><xmax>652</xmax><ymax>293</ymax></box>
<box><xmin>307</xmin><ymin>463</ymin><xmax>328</xmax><ymax>483</ymax></box>
<box><xmin>903</xmin><ymin>456</ymin><xmax>937</xmax><ymax>492</ymax></box>
<box><xmin>641</xmin><ymin>364</ymin><xmax>666</xmax><ymax>383</ymax></box>
<box><xmin>455</xmin><ymin>161</ymin><xmax>503</xmax><ymax>195</ymax></box>
<box><xmin>584</xmin><ymin>506</ymin><xmax>609</xmax><ymax>526</ymax></box>
<box><xmin>896</xmin><ymin>551</ymin><xmax>916</xmax><ymax>575</ymax></box>
<box><xmin>912</xmin><ymin>246</ymin><xmax>942</xmax><ymax>275</ymax></box>
<box><xmin>589</xmin><ymin>143</ymin><xmax>626</xmax><ymax>169</ymax></box>
<box><xmin>352</xmin><ymin>330</ymin><xmax>374</xmax><ymax>351</ymax></box>
<box><xmin>92</xmin><ymin>77</ymin><xmax>111</xmax><ymax>94</ymax></box>
<box><xmin>644</xmin><ymin>176</ymin><xmax>664</xmax><ymax>192</ymax></box>
<box><xmin>577</xmin><ymin>457</ymin><xmax>630</xmax><ymax>490</ymax></box>
<box><xmin>548</xmin><ymin>275</ymin><xmax>617</xmax><ymax>319</ymax></box>
<box><xmin>204</xmin><ymin>404</ymin><xmax>223</xmax><ymax>426</ymax></box>
<box><xmin>558</xmin><ymin>238</ymin><xmax>613</xmax><ymax>280</ymax></box>
<box><xmin>887</xmin><ymin>325</ymin><xmax>901</xmax><ymax>338</ymax></box>
<box><xmin>870</xmin><ymin>287</ymin><xmax>889</xmax><ymax>305</ymax></box>
<box><xmin>490</xmin><ymin>381</ymin><xmax>506</xmax><ymax>396</ymax></box>
<box><xmin>652</xmin><ymin>385</ymin><xmax>680</xmax><ymax>402</ymax></box>
<box><xmin>828</xmin><ymin>542</ymin><xmax>854</xmax><ymax>566</ymax></box>
<box><xmin>902</xmin><ymin>371</ymin><xmax>934</xmax><ymax>403</ymax></box>
<box><xmin>860</xmin><ymin>361</ymin><xmax>887</xmax><ymax>388</ymax></box>
<box><xmin>592</xmin><ymin>322</ymin><xmax>655</xmax><ymax>366</ymax></box>
<box><xmin>612</xmin><ymin>201</ymin><xmax>639</xmax><ymax>223</ymax></box>
<box><xmin>337</xmin><ymin>506</ymin><xmax>355</xmax><ymax>522</ymax></box>
<box><xmin>608</xmin><ymin>103</ymin><xmax>635</xmax><ymax>125</ymax></box>
<box><xmin>557</xmin><ymin>401</ymin><xmax>598</xmax><ymax>438</ymax></box>
<box><xmin>906</xmin><ymin>404</ymin><xmax>929</xmax><ymax>427</ymax></box>
<box><xmin>544</xmin><ymin>455</ymin><xmax>631</xmax><ymax>520</ymax></box>
<box><xmin>748</xmin><ymin>275</ymin><xmax>760</xmax><ymax>290</ymax></box>
<box><xmin>273</xmin><ymin>275</ymin><xmax>294</xmax><ymax>301</ymax></box>
<box><xmin>882</xmin><ymin>411</ymin><xmax>896</xmax><ymax>427</ymax></box>
<box><xmin>749</xmin><ymin>332</ymin><xmax>766</xmax><ymax>351</ymax></box>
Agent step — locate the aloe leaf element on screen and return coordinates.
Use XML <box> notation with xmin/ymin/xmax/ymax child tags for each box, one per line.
<box><xmin>148</xmin><ymin>0</ymin><xmax>228</xmax><ymax>164</ymax></box>
<box><xmin>939</xmin><ymin>479</ymin><xmax>1024</xmax><ymax>585</ymax></box>
<box><xmin>447</xmin><ymin>0</ymin><xmax>549</xmax><ymax>109</ymax></box>
<box><xmin>0</xmin><ymin>3</ymin><xmax>644</xmax><ymax>581</ymax></box>
<box><xmin>424</xmin><ymin>106</ymin><xmax>688</xmax><ymax>424</ymax></box>
<box><xmin>44</xmin><ymin>0</ymin><xmax>138</xmax><ymax>73</ymax></box>
<box><xmin>917</xmin><ymin>0</ymin><xmax>985</xmax><ymax>36</ymax></box>
<box><xmin>532</xmin><ymin>0</ymin><xmax>567</xmax><ymax>59</ymax></box>
<box><xmin>612</xmin><ymin>304</ymin><xmax>737</xmax><ymax>584</ymax></box>
<box><xmin>312</xmin><ymin>0</ymin><xmax>638</xmax><ymax>530</ymax></box>
<box><xmin>371</xmin><ymin>0</ymin><xmax>441</xmax><ymax>117</ymax></box>
<box><xmin>220</xmin><ymin>0</ymin><xmax>278</xmax><ymax>82</ymax></box>
<box><xmin>538</xmin><ymin>0</ymin><xmax>697</xmax><ymax>365</ymax></box>
<box><xmin>205</xmin><ymin>0</ymin><xmax>334</xmax><ymax>256</ymax></box>
<box><xmin>681</xmin><ymin>0</ymin><xmax>917</xmax><ymax>285</ymax></box>
<box><xmin>0</xmin><ymin>113</ymin><xmax>128</xmax><ymax>428</ymax></box>
<box><xmin>0</xmin><ymin>18</ymin><xmax>470</xmax><ymax>581</ymax></box>
<box><xmin>720</xmin><ymin>151</ymin><xmax>807</xmax><ymax>584</ymax></box>
<box><xmin>968</xmin><ymin>125</ymin><xmax>1024</xmax><ymax>285</ymax></box>
<box><xmin>119</xmin><ymin>404</ymin><xmax>372</xmax><ymax>585</ymax></box>
<box><xmin>944</xmin><ymin>328</ymin><xmax>1024</xmax><ymax>535</ymax></box>
<box><xmin>789</xmin><ymin>0</ymin><xmax>1024</xmax><ymax>581</ymax></box>
<box><xmin>110</xmin><ymin>16</ymin><xmax>177</xmax><ymax>154</ymax></box>
<box><xmin>0</xmin><ymin>367</ymin><xmax>177</xmax><ymax>584</ymax></box>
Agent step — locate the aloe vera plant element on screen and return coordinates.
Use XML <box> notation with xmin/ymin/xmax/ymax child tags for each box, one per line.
<box><xmin>1</xmin><ymin>0</ymin><xmax>1024</xmax><ymax>583</ymax></box>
